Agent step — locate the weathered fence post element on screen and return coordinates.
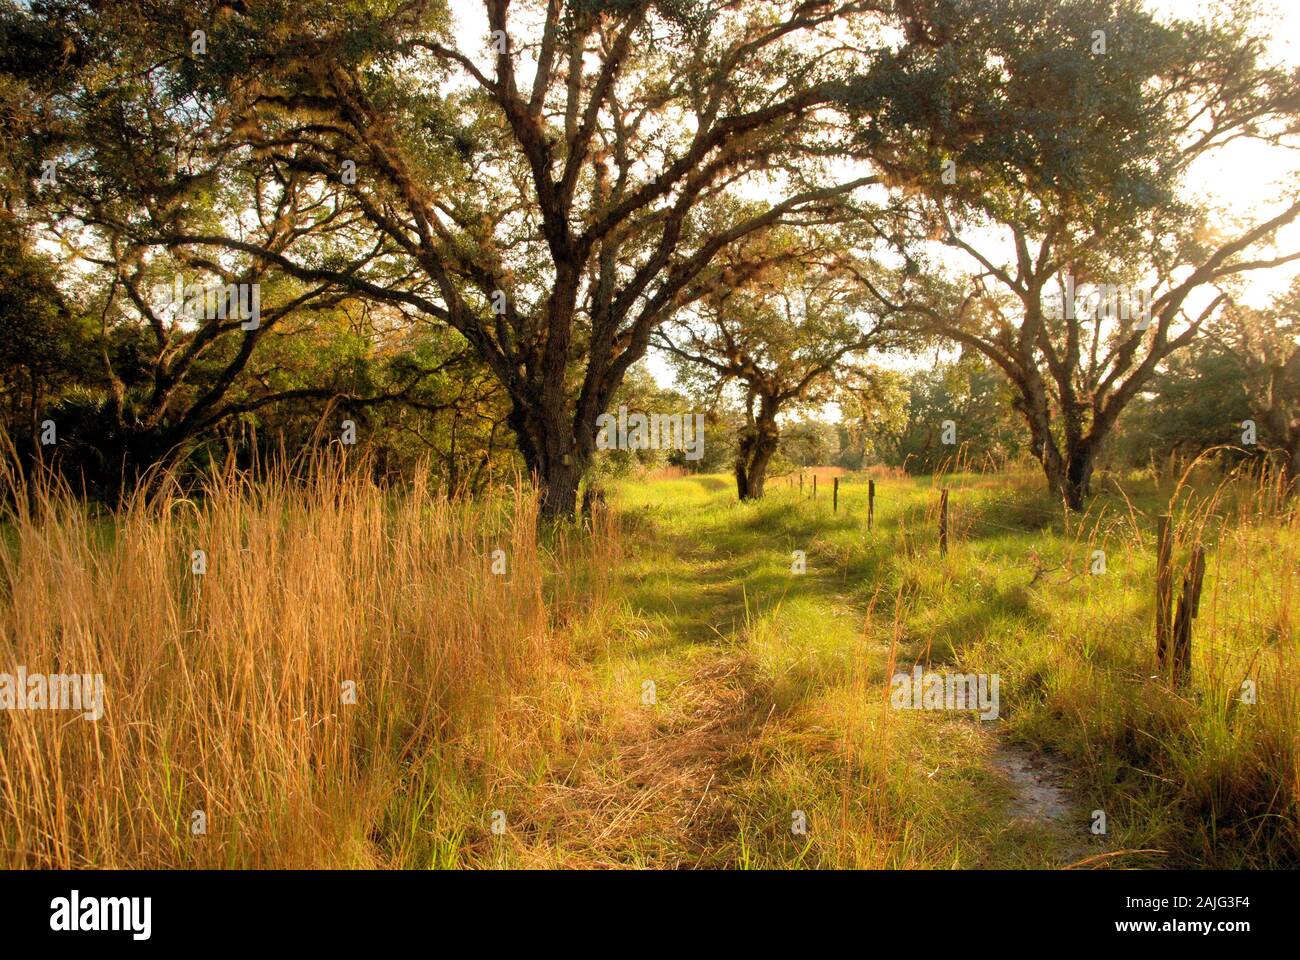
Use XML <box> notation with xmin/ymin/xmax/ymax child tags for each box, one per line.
<box><xmin>868</xmin><ymin>479</ymin><xmax>875</xmax><ymax>530</ymax></box>
<box><xmin>833</xmin><ymin>476</ymin><xmax>839</xmax><ymax>512</ymax></box>
<box><xmin>799</xmin><ymin>473</ymin><xmax>804</xmax><ymax>493</ymax></box>
<box><xmin>1170</xmin><ymin>544</ymin><xmax>1205</xmax><ymax>686</ymax></box>
<box><xmin>813</xmin><ymin>474</ymin><xmax>817</xmax><ymax>499</ymax></box>
<box><xmin>939</xmin><ymin>488</ymin><xmax>949</xmax><ymax>556</ymax></box>
<box><xmin>1155</xmin><ymin>514</ymin><xmax>1173</xmax><ymax>670</ymax></box>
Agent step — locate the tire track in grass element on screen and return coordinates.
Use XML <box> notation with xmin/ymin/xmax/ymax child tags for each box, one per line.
<box><xmin>505</xmin><ymin>517</ymin><xmax>781</xmax><ymax>866</ymax></box>
<box><xmin>511</xmin><ymin>476</ymin><xmax>1100</xmax><ymax>868</ymax></box>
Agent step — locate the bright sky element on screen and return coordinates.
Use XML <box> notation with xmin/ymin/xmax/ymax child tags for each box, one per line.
<box><xmin>1162</xmin><ymin>0</ymin><xmax>1300</xmax><ymax>305</ymax></box>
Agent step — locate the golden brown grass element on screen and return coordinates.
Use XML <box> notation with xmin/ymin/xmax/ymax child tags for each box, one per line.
<box><xmin>0</xmin><ymin>454</ymin><xmax>617</xmax><ymax>868</ymax></box>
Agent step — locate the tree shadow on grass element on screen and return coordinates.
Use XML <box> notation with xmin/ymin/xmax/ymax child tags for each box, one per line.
<box><xmin>617</xmin><ymin>495</ymin><xmax>899</xmax><ymax>659</ymax></box>
<box><xmin>614</xmin><ymin>478</ymin><xmax>1063</xmax><ymax>722</ymax></box>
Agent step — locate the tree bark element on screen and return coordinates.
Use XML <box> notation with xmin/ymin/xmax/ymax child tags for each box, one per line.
<box><xmin>1033</xmin><ymin>436</ymin><xmax>1096</xmax><ymax>510</ymax></box>
<box><xmin>509</xmin><ymin>398</ymin><xmax>589</xmax><ymax>522</ymax></box>
<box><xmin>1063</xmin><ymin>443</ymin><xmax>1096</xmax><ymax>510</ymax></box>
<box><xmin>735</xmin><ymin>399</ymin><xmax>780</xmax><ymax>500</ymax></box>
<box><xmin>539</xmin><ymin>458</ymin><xmax>581</xmax><ymax>519</ymax></box>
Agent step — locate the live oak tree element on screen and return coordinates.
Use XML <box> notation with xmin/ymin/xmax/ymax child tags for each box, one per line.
<box><xmin>105</xmin><ymin>0</ymin><xmax>987</xmax><ymax>519</ymax></box>
<box><xmin>35</xmin><ymin>165</ymin><xmax>466</xmax><ymax>496</ymax></box>
<box><xmin>853</xmin><ymin>0</ymin><xmax>1300</xmax><ymax>509</ymax></box>
<box><xmin>1</xmin><ymin>2</ymin><xmax>479</xmax><ymax>495</ymax></box>
<box><xmin>658</xmin><ymin>248</ymin><xmax>895</xmax><ymax>499</ymax></box>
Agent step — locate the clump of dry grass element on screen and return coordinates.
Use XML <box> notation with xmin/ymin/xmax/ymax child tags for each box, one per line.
<box><xmin>0</xmin><ymin>453</ymin><xmax>616</xmax><ymax>868</ymax></box>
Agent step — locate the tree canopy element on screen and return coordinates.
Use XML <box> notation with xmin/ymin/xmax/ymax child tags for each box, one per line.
<box><xmin>2</xmin><ymin>0</ymin><xmax>1298</xmax><ymax>511</ymax></box>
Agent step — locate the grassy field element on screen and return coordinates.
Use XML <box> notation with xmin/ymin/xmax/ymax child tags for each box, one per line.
<box><xmin>2</xmin><ymin>459</ymin><xmax>1298</xmax><ymax>868</ymax></box>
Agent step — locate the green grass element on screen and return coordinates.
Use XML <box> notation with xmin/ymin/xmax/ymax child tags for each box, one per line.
<box><xmin>476</xmin><ymin>464</ymin><xmax>1298</xmax><ymax>868</ymax></box>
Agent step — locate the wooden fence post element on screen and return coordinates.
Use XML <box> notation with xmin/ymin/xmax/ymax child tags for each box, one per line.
<box><xmin>799</xmin><ymin>473</ymin><xmax>803</xmax><ymax>493</ymax></box>
<box><xmin>833</xmin><ymin>476</ymin><xmax>839</xmax><ymax>512</ymax></box>
<box><xmin>868</xmin><ymin>479</ymin><xmax>875</xmax><ymax>530</ymax></box>
<box><xmin>813</xmin><ymin>474</ymin><xmax>817</xmax><ymax>499</ymax></box>
<box><xmin>1170</xmin><ymin>544</ymin><xmax>1205</xmax><ymax>686</ymax></box>
<box><xmin>939</xmin><ymin>488</ymin><xmax>949</xmax><ymax>556</ymax></box>
<box><xmin>1155</xmin><ymin>514</ymin><xmax>1173</xmax><ymax>670</ymax></box>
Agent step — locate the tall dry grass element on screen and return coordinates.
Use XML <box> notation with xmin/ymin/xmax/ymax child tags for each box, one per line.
<box><xmin>0</xmin><ymin>454</ymin><xmax>617</xmax><ymax>868</ymax></box>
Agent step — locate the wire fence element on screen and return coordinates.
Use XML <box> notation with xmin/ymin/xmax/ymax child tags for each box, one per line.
<box><xmin>762</xmin><ymin>470</ymin><xmax>1298</xmax><ymax>682</ymax></box>
<box><xmin>779</xmin><ymin>471</ymin><xmax>1300</xmax><ymax>549</ymax></box>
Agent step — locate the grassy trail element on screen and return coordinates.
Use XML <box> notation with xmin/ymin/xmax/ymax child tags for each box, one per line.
<box><xmin>6</xmin><ymin>461</ymin><xmax>1294</xmax><ymax>867</ymax></box>
<box><xmin>503</xmin><ymin>472</ymin><xmax>1099</xmax><ymax>868</ymax></box>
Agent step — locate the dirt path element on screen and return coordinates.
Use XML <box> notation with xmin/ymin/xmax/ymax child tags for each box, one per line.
<box><xmin>995</xmin><ymin>746</ymin><xmax>1074</xmax><ymax>823</ymax></box>
<box><xmin>993</xmin><ymin>744</ymin><xmax>1093</xmax><ymax>865</ymax></box>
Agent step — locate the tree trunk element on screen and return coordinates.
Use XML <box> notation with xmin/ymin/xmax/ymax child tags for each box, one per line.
<box><xmin>1283</xmin><ymin>429</ymin><xmax>1300</xmax><ymax>493</ymax></box>
<box><xmin>1062</xmin><ymin>443</ymin><xmax>1095</xmax><ymax>510</ymax></box>
<box><xmin>735</xmin><ymin>402</ymin><xmax>780</xmax><ymax>501</ymax></box>
<box><xmin>1016</xmin><ymin>388</ymin><xmax>1098</xmax><ymax>512</ymax></box>
<box><xmin>539</xmin><ymin>458</ymin><xmax>580</xmax><ymax>519</ymax></box>
<box><xmin>509</xmin><ymin>400</ymin><xmax>585</xmax><ymax>522</ymax></box>
<box><xmin>1038</xmin><ymin>438</ymin><xmax>1095</xmax><ymax>510</ymax></box>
